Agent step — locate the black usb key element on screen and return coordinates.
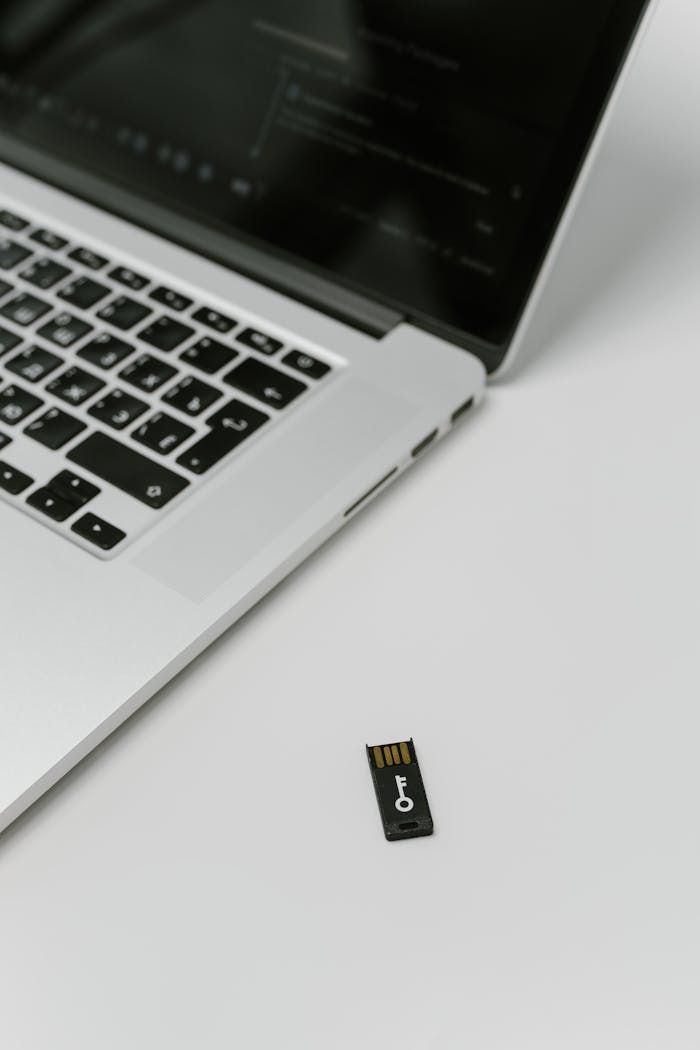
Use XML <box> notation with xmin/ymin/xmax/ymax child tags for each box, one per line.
<box><xmin>366</xmin><ymin>738</ymin><xmax>434</xmax><ymax>841</ymax></box>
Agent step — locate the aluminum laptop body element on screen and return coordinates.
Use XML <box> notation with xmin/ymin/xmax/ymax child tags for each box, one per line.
<box><xmin>0</xmin><ymin>0</ymin><xmax>656</xmax><ymax>832</ymax></box>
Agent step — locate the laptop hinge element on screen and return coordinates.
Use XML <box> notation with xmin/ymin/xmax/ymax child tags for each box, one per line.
<box><xmin>0</xmin><ymin>131</ymin><xmax>403</xmax><ymax>339</ymax></box>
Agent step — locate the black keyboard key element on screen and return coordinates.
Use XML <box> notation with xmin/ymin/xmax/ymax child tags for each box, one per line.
<box><xmin>68</xmin><ymin>246</ymin><xmax>108</xmax><ymax>271</ymax></box>
<box><xmin>133</xmin><ymin>412</ymin><xmax>194</xmax><ymax>455</ymax></box>
<box><xmin>0</xmin><ymin>292</ymin><xmax>51</xmax><ymax>326</ymax></box>
<box><xmin>236</xmin><ymin>327</ymin><xmax>284</xmax><ymax>356</ymax></box>
<box><xmin>0</xmin><ymin>209</ymin><xmax>29</xmax><ymax>232</ymax></box>
<box><xmin>97</xmin><ymin>296</ymin><xmax>152</xmax><ymax>330</ymax></box>
<box><xmin>20</xmin><ymin>257</ymin><xmax>71</xmax><ymax>290</ymax></box>
<box><xmin>175</xmin><ymin>428</ymin><xmax>246</xmax><ymax>475</ymax></box>
<box><xmin>46</xmin><ymin>366</ymin><xmax>105</xmax><ymax>406</ymax></box>
<box><xmin>77</xmin><ymin>333</ymin><xmax>133</xmax><ymax>370</ymax></box>
<box><xmin>27</xmin><ymin>487</ymin><xmax>76</xmax><ymax>522</ymax></box>
<box><xmin>30</xmin><ymin>228</ymin><xmax>68</xmax><ymax>251</ymax></box>
<box><xmin>0</xmin><ymin>430</ymin><xmax>10</xmax><ymax>452</ymax></box>
<box><xmin>180</xmin><ymin>336</ymin><xmax>238</xmax><ymax>375</ymax></box>
<box><xmin>6</xmin><ymin>346</ymin><xmax>61</xmax><ymax>383</ymax></box>
<box><xmin>161</xmin><ymin>375</ymin><xmax>221</xmax><ymax>416</ymax></box>
<box><xmin>138</xmin><ymin>314</ymin><xmax>194</xmax><ymax>352</ymax></box>
<box><xmin>207</xmin><ymin>400</ymin><xmax>269</xmax><ymax>433</ymax></box>
<box><xmin>0</xmin><ymin>238</ymin><xmax>32</xmax><ymax>270</ymax></box>
<box><xmin>0</xmin><ymin>279</ymin><xmax>12</xmax><ymax>300</ymax></box>
<box><xmin>71</xmin><ymin>512</ymin><xmax>125</xmax><ymax>551</ymax></box>
<box><xmin>223</xmin><ymin>357</ymin><xmax>306</xmax><ymax>408</ymax></box>
<box><xmin>0</xmin><ymin>325</ymin><xmax>23</xmax><ymax>357</ymax></box>
<box><xmin>88</xmin><ymin>388</ymin><xmax>148</xmax><ymax>429</ymax></box>
<box><xmin>57</xmin><ymin>275</ymin><xmax>110</xmax><ymax>309</ymax></box>
<box><xmin>108</xmin><ymin>265</ymin><xmax>149</xmax><ymax>291</ymax></box>
<box><xmin>48</xmin><ymin>470</ymin><xmax>100</xmax><ymax>507</ymax></box>
<box><xmin>282</xmin><ymin>349</ymin><xmax>330</xmax><ymax>380</ymax></box>
<box><xmin>177</xmin><ymin>400</ymin><xmax>268</xmax><ymax>474</ymax></box>
<box><xmin>119</xmin><ymin>353</ymin><xmax>178</xmax><ymax>393</ymax></box>
<box><xmin>0</xmin><ymin>460</ymin><xmax>33</xmax><ymax>494</ymax></box>
<box><xmin>149</xmin><ymin>286</ymin><xmax>192</xmax><ymax>312</ymax></box>
<box><xmin>37</xmin><ymin>311</ymin><xmax>93</xmax><ymax>348</ymax></box>
<box><xmin>192</xmin><ymin>306</ymin><xmax>236</xmax><ymax>333</ymax></box>
<box><xmin>68</xmin><ymin>432</ymin><xmax>189</xmax><ymax>509</ymax></box>
<box><xmin>25</xmin><ymin>407</ymin><xmax>86</xmax><ymax>449</ymax></box>
<box><xmin>0</xmin><ymin>384</ymin><xmax>43</xmax><ymax>424</ymax></box>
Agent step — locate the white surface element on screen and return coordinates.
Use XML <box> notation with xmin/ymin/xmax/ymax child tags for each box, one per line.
<box><xmin>1</xmin><ymin>1</ymin><xmax>699</xmax><ymax>1046</ymax></box>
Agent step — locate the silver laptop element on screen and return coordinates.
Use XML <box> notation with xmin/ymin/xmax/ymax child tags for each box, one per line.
<box><xmin>0</xmin><ymin>0</ymin><xmax>656</xmax><ymax>833</ymax></box>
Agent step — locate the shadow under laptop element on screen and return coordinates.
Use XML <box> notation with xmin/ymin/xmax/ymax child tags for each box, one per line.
<box><xmin>501</xmin><ymin>130</ymin><xmax>698</xmax><ymax>382</ymax></box>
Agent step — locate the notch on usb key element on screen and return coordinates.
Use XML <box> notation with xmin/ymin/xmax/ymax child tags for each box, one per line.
<box><xmin>366</xmin><ymin>738</ymin><xmax>434</xmax><ymax>841</ymax></box>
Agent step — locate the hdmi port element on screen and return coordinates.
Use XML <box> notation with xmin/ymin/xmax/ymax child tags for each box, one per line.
<box><xmin>411</xmin><ymin>429</ymin><xmax>438</xmax><ymax>458</ymax></box>
<box><xmin>451</xmin><ymin>397</ymin><xmax>474</xmax><ymax>424</ymax></box>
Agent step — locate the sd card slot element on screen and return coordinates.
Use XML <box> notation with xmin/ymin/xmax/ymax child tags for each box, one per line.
<box><xmin>343</xmin><ymin>468</ymin><xmax>398</xmax><ymax>518</ymax></box>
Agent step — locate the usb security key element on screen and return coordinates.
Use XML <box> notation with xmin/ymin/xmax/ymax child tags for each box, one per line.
<box><xmin>366</xmin><ymin>738</ymin><xmax>434</xmax><ymax>841</ymax></box>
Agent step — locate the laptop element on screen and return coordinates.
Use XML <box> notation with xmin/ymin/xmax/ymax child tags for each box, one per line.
<box><xmin>0</xmin><ymin>0</ymin><xmax>656</xmax><ymax>833</ymax></box>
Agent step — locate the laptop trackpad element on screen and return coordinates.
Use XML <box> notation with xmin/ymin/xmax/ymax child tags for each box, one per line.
<box><xmin>132</xmin><ymin>379</ymin><xmax>413</xmax><ymax>603</ymax></box>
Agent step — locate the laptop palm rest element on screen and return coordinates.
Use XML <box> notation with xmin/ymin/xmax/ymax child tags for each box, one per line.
<box><xmin>132</xmin><ymin>379</ymin><xmax>414</xmax><ymax>603</ymax></box>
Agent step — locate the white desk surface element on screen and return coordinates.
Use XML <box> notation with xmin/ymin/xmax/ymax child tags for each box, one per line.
<box><xmin>2</xmin><ymin>3</ymin><xmax>699</xmax><ymax>1047</ymax></box>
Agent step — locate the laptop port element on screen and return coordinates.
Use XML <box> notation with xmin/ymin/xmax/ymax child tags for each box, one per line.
<box><xmin>343</xmin><ymin>468</ymin><xmax>398</xmax><ymax>518</ymax></box>
<box><xmin>451</xmin><ymin>397</ymin><xmax>474</xmax><ymax>425</ymax></box>
<box><xmin>411</xmin><ymin>429</ymin><xmax>438</xmax><ymax>459</ymax></box>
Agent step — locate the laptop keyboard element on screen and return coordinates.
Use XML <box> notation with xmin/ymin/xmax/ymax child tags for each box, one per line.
<box><xmin>0</xmin><ymin>205</ymin><xmax>335</xmax><ymax>557</ymax></box>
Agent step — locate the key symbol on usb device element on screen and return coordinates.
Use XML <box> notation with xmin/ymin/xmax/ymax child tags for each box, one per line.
<box><xmin>394</xmin><ymin>775</ymin><xmax>414</xmax><ymax>813</ymax></box>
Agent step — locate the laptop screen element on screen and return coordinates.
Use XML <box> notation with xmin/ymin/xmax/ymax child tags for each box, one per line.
<box><xmin>0</xmin><ymin>0</ymin><xmax>649</xmax><ymax>370</ymax></box>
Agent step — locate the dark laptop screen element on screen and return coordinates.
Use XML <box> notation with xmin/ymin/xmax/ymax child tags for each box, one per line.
<box><xmin>0</xmin><ymin>0</ymin><xmax>649</xmax><ymax>369</ymax></box>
